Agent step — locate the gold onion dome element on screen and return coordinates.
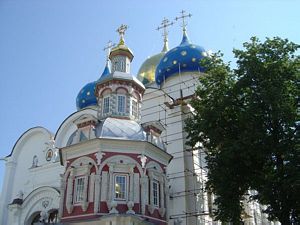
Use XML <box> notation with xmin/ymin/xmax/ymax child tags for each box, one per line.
<box><xmin>137</xmin><ymin>48</ymin><xmax>168</xmax><ymax>85</ymax></box>
<box><xmin>137</xmin><ymin>17</ymin><xmax>172</xmax><ymax>85</ymax></box>
<box><xmin>109</xmin><ymin>24</ymin><xmax>134</xmax><ymax>62</ymax></box>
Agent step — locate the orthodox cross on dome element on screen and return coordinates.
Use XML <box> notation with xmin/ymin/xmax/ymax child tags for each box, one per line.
<box><xmin>175</xmin><ymin>10</ymin><xmax>192</xmax><ymax>32</ymax></box>
<box><xmin>103</xmin><ymin>40</ymin><xmax>115</xmax><ymax>61</ymax></box>
<box><xmin>156</xmin><ymin>17</ymin><xmax>173</xmax><ymax>52</ymax></box>
<box><xmin>116</xmin><ymin>24</ymin><xmax>128</xmax><ymax>45</ymax></box>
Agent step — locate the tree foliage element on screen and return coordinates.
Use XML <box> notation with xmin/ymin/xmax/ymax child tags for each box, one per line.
<box><xmin>186</xmin><ymin>37</ymin><xmax>300</xmax><ymax>224</ymax></box>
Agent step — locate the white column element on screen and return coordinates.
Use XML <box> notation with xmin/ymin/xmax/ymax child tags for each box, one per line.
<box><xmin>129</xmin><ymin>166</ymin><xmax>134</xmax><ymax>202</ymax></box>
<box><xmin>164</xmin><ymin>176</ymin><xmax>170</xmax><ymax>221</ymax></box>
<box><xmin>58</xmin><ymin>174</ymin><xmax>66</xmax><ymax>219</ymax></box>
<box><xmin>140</xmin><ymin>175</ymin><xmax>148</xmax><ymax>215</ymax></box>
<box><xmin>148</xmin><ymin>171</ymin><xmax>155</xmax><ymax>214</ymax></box>
<box><xmin>81</xmin><ymin>174</ymin><xmax>89</xmax><ymax>212</ymax></box>
<box><xmin>89</xmin><ymin>173</ymin><xmax>95</xmax><ymax>202</ymax></box>
<box><xmin>66</xmin><ymin>169</ymin><xmax>74</xmax><ymax>214</ymax></box>
<box><xmin>159</xmin><ymin>176</ymin><xmax>166</xmax><ymax>217</ymax></box>
<box><xmin>149</xmin><ymin>178</ymin><xmax>154</xmax><ymax>206</ymax></box>
<box><xmin>94</xmin><ymin>174</ymin><xmax>101</xmax><ymax>213</ymax></box>
<box><xmin>0</xmin><ymin>159</ymin><xmax>16</xmax><ymax>225</ymax></box>
<box><xmin>108</xmin><ymin>164</ymin><xmax>114</xmax><ymax>202</ymax></box>
<box><xmin>160</xmin><ymin>177</ymin><xmax>165</xmax><ymax>209</ymax></box>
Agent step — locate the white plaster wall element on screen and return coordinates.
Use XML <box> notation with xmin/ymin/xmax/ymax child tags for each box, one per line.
<box><xmin>0</xmin><ymin>127</ymin><xmax>64</xmax><ymax>225</ymax></box>
<box><xmin>142</xmin><ymin>72</ymin><xmax>207</xmax><ymax>225</ymax></box>
<box><xmin>11</xmin><ymin>131</ymin><xmax>63</xmax><ymax>199</ymax></box>
<box><xmin>0</xmin><ymin>158</ymin><xmax>17</xmax><ymax>225</ymax></box>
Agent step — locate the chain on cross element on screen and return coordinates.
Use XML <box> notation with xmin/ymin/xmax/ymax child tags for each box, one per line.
<box><xmin>175</xmin><ymin>10</ymin><xmax>192</xmax><ymax>32</ymax></box>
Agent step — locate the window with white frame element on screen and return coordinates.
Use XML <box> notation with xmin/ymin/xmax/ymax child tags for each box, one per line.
<box><xmin>117</xmin><ymin>95</ymin><xmax>126</xmax><ymax>113</ymax></box>
<box><xmin>74</xmin><ymin>177</ymin><xmax>85</xmax><ymax>203</ymax></box>
<box><xmin>153</xmin><ymin>180</ymin><xmax>159</xmax><ymax>207</ymax></box>
<box><xmin>114</xmin><ymin>174</ymin><xmax>127</xmax><ymax>200</ymax></box>
<box><xmin>103</xmin><ymin>96</ymin><xmax>110</xmax><ymax>114</ymax></box>
<box><xmin>132</xmin><ymin>99</ymin><xmax>138</xmax><ymax>118</ymax></box>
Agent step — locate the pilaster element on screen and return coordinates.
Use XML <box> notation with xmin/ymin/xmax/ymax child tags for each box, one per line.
<box><xmin>0</xmin><ymin>158</ymin><xmax>17</xmax><ymax>225</ymax></box>
<box><xmin>94</xmin><ymin>174</ymin><xmax>101</xmax><ymax>213</ymax></box>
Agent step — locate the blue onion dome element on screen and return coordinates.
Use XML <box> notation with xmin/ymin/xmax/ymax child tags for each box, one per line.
<box><xmin>76</xmin><ymin>81</ymin><xmax>97</xmax><ymax>110</ymax></box>
<box><xmin>155</xmin><ymin>31</ymin><xmax>207</xmax><ymax>85</ymax></box>
<box><xmin>76</xmin><ymin>63</ymin><xmax>111</xmax><ymax>110</ymax></box>
<box><xmin>99</xmin><ymin>60</ymin><xmax>111</xmax><ymax>81</ymax></box>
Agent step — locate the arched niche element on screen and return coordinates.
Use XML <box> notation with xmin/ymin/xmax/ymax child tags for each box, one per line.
<box><xmin>100</xmin><ymin>154</ymin><xmax>143</xmax><ymax>175</ymax></box>
<box><xmin>55</xmin><ymin>108</ymin><xmax>98</xmax><ymax>148</ymax></box>
<box><xmin>10</xmin><ymin>127</ymin><xmax>53</xmax><ymax>162</ymax></box>
<box><xmin>21</xmin><ymin>186</ymin><xmax>60</xmax><ymax>225</ymax></box>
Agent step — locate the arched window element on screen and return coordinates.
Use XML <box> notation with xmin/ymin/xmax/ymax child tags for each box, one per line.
<box><xmin>117</xmin><ymin>95</ymin><xmax>126</xmax><ymax>113</ymax></box>
<box><xmin>103</xmin><ymin>96</ymin><xmax>110</xmax><ymax>114</ymax></box>
<box><xmin>152</xmin><ymin>180</ymin><xmax>159</xmax><ymax>207</ymax></box>
<box><xmin>114</xmin><ymin>174</ymin><xmax>128</xmax><ymax>201</ymax></box>
<box><xmin>74</xmin><ymin>176</ymin><xmax>85</xmax><ymax>203</ymax></box>
<box><xmin>131</xmin><ymin>99</ymin><xmax>138</xmax><ymax>118</ymax></box>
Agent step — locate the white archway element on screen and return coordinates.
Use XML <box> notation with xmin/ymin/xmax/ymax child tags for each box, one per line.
<box><xmin>21</xmin><ymin>186</ymin><xmax>60</xmax><ymax>225</ymax></box>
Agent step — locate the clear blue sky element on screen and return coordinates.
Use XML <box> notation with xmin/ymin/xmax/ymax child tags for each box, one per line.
<box><xmin>0</xmin><ymin>0</ymin><xmax>299</xmax><ymax>191</ymax></box>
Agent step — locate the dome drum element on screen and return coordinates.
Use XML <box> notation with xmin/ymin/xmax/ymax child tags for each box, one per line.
<box><xmin>95</xmin><ymin>74</ymin><xmax>144</xmax><ymax>122</ymax></box>
<box><xmin>109</xmin><ymin>47</ymin><xmax>134</xmax><ymax>62</ymax></box>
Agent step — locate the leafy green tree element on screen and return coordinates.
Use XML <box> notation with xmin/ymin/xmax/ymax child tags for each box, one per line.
<box><xmin>186</xmin><ymin>37</ymin><xmax>300</xmax><ymax>224</ymax></box>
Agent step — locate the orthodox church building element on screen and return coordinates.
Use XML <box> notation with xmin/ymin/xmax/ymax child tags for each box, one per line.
<box><xmin>0</xmin><ymin>12</ymin><xmax>278</xmax><ymax>225</ymax></box>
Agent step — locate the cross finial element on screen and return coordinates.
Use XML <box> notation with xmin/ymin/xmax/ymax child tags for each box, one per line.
<box><xmin>116</xmin><ymin>24</ymin><xmax>128</xmax><ymax>45</ymax></box>
<box><xmin>156</xmin><ymin>17</ymin><xmax>174</xmax><ymax>52</ymax></box>
<box><xmin>103</xmin><ymin>40</ymin><xmax>115</xmax><ymax>61</ymax></box>
<box><xmin>175</xmin><ymin>10</ymin><xmax>192</xmax><ymax>32</ymax></box>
